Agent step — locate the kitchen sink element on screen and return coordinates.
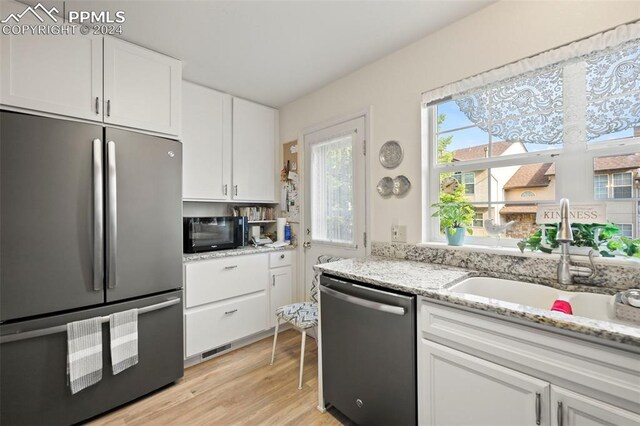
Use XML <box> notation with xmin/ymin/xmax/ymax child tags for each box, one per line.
<box><xmin>448</xmin><ymin>277</ymin><xmax>624</xmax><ymax>324</ymax></box>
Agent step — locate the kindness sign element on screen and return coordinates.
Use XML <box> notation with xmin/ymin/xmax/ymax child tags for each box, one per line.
<box><xmin>536</xmin><ymin>203</ymin><xmax>606</xmax><ymax>224</ymax></box>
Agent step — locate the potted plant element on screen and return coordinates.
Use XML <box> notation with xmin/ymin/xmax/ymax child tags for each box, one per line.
<box><xmin>517</xmin><ymin>223</ymin><xmax>640</xmax><ymax>258</ymax></box>
<box><xmin>431</xmin><ymin>202</ymin><xmax>475</xmax><ymax>246</ymax></box>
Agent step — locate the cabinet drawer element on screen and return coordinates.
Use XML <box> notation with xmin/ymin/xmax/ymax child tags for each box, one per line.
<box><xmin>185</xmin><ymin>254</ymin><xmax>268</xmax><ymax>308</ymax></box>
<box><xmin>269</xmin><ymin>251</ymin><xmax>292</xmax><ymax>268</ymax></box>
<box><xmin>184</xmin><ymin>292</ymin><xmax>267</xmax><ymax>357</ymax></box>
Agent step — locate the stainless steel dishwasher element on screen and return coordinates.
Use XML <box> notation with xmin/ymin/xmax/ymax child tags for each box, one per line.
<box><xmin>320</xmin><ymin>274</ymin><xmax>416</xmax><ymax>426</ymax></box>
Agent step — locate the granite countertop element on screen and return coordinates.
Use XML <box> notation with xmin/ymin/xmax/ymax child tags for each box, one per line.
<box><xmin>315</xmin><ymin>256</ymin><xmax>640</xmax><ymax>348</ymax></box>
<box><xmin>184</xmin><ymin>244</ymin><xmax>295</xmax><ymax>262</ymax></box>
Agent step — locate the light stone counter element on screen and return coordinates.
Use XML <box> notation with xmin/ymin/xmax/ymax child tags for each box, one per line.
<box><xmin>315</xmin><ymin>256</ymin><xmax>640</xmax><ymax>348</ymax></box>
<box><xmin>183</xmin><ymin>244</ymin><xmax>295</xmax><ymax>263</ymax></box>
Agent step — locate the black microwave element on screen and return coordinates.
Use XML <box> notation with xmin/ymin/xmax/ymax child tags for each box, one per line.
<box><xmin>183</xmin><ymin>216</ymin><xmax>249</xmax><ymax>253</ymax></box>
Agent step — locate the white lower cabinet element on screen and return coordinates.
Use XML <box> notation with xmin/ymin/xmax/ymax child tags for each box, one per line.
<box><xmin>418</xmin><ymin>298</ymin><xmax>640</xmax><ymax>426</ymax></box>
<box><xmin>269</xmin><ymin>268</ymin><xmax>292</xmax><ymax>328</ymax></box>
<box><xmin>551</xmin><ymin>386</ymin><xmax>640</xmax><ymax>426</ymax></box>
<box><xmin>185</xmin><ymin>292</ymin><xmax>267</xmax><ymax>357</ymax></box>
<box><xmin>421</xmin><ymin>341</ymin><xmax>549</xmax><ymax>426</ymax></box>
<box><xmin>184</xmin><ymin>251</ymin><xmax>295</xmax><ymax>360</ymax></box>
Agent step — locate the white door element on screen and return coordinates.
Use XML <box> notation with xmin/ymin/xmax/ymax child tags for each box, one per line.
<box><xmin>231</xmin><ymin>97</ymin><xmax>277</xmax><ymax>202</ymax></box>
<box><xmin>303</xmin><ymin>116</ymin><xmax>366</xmax><ymax>298</ymax></box>
<box><xmin>269</xmin><ymin>268</ymin><xmax>293</xmax><ymax>327</ymax></box>
<box><xmin>420</xmin><ymin>341</ymin><xmax>550</xmax><ymax>426</ymax></box>
<box><xmin>0</xmin><ymin>2</ymin><xmax>102</xmax><ymax>121</ymax></box>
<box><xmin>551</xmin><ymin>386</ymin><xmax>640</xmax><ymax>426</ymax></box>
<box><xmin>103</xmin><ymin>37</ymin><xmax>181</xmax><ymax>136</ymax></box>
<box><xmin>182</xmin><ymin>81</ymin><xmax>231</xmax><ymax>201</ymax></box>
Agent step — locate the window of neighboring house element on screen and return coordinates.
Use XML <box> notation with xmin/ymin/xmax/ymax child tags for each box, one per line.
<box><xmin>423</xmin><ymin>29</ymin><xmax>639</xmax><ymax>248</ymax></box>
<box><xmin>472</xmin><ymin>212</ymin><xmax>484</xmax><ymax>227</ymax></box>
<box><xmin>452</xmin><ymin>171</ymin><xmax>475</xmax><ymax>194</ymax></box>
<box><xmin>463</xmin><ymin>172</ymin><xmax>475</xmax><ymax>194</ymax></box>
<box><xmin>594</xmin><ymin>175</ymin><xmax>608</xmax><ymax>200</ymax></box>
<box><xmin>616</xmin><ymin>223</ymin><xmax>633</xmax><ymax>237</ymax></box>
<box><xmin>612</xmin><ymin>172</ymin><xmax>633</xmax><ymax>199</ymax></box>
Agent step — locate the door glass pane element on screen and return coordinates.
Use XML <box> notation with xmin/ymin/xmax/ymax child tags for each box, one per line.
<box><xmin>311</xmin><ymin>135</ymin><xmax>354</xmax><ymax>244</ymax></box>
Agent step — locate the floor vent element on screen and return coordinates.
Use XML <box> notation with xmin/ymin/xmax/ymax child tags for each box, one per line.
<box><xmin>202</xmin><ymin>344</ymin><xmax>231</xmax><ymax>359</ymax></box>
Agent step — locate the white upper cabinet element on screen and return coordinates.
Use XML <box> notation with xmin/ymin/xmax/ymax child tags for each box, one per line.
<box><xmin>0</xmin><ymin>2</ymin><xmax>102</xmax><ymax>121</ymax></box>
<box><xmin>103</xmin><ymin>38</ymin><xmax>181</xmax><ymax>136</ymax></box>
<box><xmin>182</xmin><ymin>82</ymin><xmax>231</xmax><ymax>201</ymax></box>
<box><xmin>232</xmin><ymin>98</ymin><xmax>277</xmax><ymax>202</ymax></box>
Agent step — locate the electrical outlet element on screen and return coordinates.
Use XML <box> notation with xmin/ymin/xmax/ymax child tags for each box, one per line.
<box><xmin>392</xmin><ymin>225</ymin><xmax>407</xmax><ymax>243</ymax></box>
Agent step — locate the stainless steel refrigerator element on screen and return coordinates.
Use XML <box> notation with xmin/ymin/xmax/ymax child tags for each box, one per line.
<box><xmin>0</xmin><ymin>111</ymin><xmax>184</xmax><ymax>425</ymax></box>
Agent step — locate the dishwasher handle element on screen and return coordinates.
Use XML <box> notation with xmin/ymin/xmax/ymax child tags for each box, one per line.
<box><xmin>320</xmin><ymin>285</ymin><xmax>406</xmax><ymax>316</ymax></box>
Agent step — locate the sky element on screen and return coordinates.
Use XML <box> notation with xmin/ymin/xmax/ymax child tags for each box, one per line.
<box><xmin>435</xmin><ymin>99</ymin><xmax>633</xmax><ymax>154</ymax></box>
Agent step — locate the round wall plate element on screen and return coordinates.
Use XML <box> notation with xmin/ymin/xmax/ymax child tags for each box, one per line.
<box><xmin>379</xmin><ymin>140</ymin><xmax>403</xmax><ymax>169</ymax></box>
<box><xmin>377</xmin><ymin>177</ymin><xmax>394</xmax><ymax>197</ymax></box>
<box><xmin>392</xmin><ymin>175</ymin><xmax>411</xmax><ymax>196</ymax></box>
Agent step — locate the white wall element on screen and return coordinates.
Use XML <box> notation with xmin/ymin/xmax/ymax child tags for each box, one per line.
<box><xmin>279</xmin><ymin>0</ymin><xmax>640</xmax><ymax>244</ymax></box>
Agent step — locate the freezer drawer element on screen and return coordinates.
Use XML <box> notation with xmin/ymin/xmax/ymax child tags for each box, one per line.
<box><xmin>320</xmin><ymin>275</ymin><xmax>417</xmax><ymax>426</ymax></box>
<box><xmin>0</xmin><ymin>290</ymin><xmax>184</xmax><ymax>426</ymax></box>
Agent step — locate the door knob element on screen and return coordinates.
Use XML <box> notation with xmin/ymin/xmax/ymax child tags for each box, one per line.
<box><xmin>303</xmin><ymin>241</ymin><xmax>311</xmax><ymax>248</ymax></box>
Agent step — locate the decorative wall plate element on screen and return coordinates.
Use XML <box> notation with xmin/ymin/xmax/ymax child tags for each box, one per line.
<box><xmin>392</xmin><ymin>175</ymin><xmax>411</xmax><ymax>196</ymax></box>
<box><xmin>376</xmin><ymin>177</ymin><xmax>394</xmax><ymax>197</ymax></box>
<box><xmin>379</xmin><ymin>140</ymin><xmax>403</xmax><ymax>169</ymax></box>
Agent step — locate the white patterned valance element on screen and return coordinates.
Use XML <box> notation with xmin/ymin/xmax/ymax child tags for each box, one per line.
<box><xmin>585</xmin><ymin>39</ymin><xmax>640</xmax><ymax>140</ymax></box>
<box><xmin>423</xmin><ymin>22</ymin><xmax>640</xmax><ymax>145</ymax></box>
<box><xmin>454</xmin><ymin>66</ymin><xmax>564</xmax><ymax>144</ymax></box>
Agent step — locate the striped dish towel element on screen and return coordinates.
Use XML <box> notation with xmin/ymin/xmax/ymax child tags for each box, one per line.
<box><xmin>109</xmin><ymin>309</ymin><xmax>139</xmax><ymax>375</ymax></box>
<box><xmin>67</xmin><ymin>317</ymin><xmax>103</xmax><ymax>394</ymax></box>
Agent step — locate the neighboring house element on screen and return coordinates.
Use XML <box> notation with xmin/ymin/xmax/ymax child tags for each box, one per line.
<box><xmin>500</xmin><ymin>154</ymin><xmax>640</xmax><ymax>239</ymax></box>
<box><xmin>451</xmin><ymin>141</ymin><xmax>527</xmax><ymax>237</ymax></box>
<box><xmin>501</xmin><ymin>163</ymin><xmax>556</xmax><ymax>239</ymax></box>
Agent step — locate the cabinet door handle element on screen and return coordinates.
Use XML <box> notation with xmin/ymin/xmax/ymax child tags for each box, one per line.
<box><xmin>224</xmin><ymin>184</ymin><xmax>228</xmax><ymax>196</ymax></box>
<box><xmin>106</xmin><ymin>99</ymin><xmax>111</xmax><ymax>117</ymax></box>
<box><xmin>272</xmin><ymin>275</ymin><xmax>276</xmax><ymax>286</ymax></box>
<box><xmin>280</xmin><ymin>254</ymin><xmax>285</xmax><ymax>259</ymax></box>
<box><xmin>224</xmin><ymin>309</ymin><xmax>238</xmax><ymax>315</ymax></box>
<box><xmin>234</xmin><ymin>185</ymin><xmax>238</xmax><ymax>196</ymax></box>
<box><xmin>95</xmin><ymin>97</ymin><xmax>100</xmax><ymax>114</ymax></box>
<box><xmin>535</xmin><ymin>393</ymin><xmax>541</xmax><ymax>425</ymax></box>
<box><xmin>557</xmin><ymin>401</ymin><xmax>563</xmax><ymax>426</ymax></box>
<box><xmin>224</xmin><ymin>265</ymin><xmax>238</xmax><ymax>270</ymax></box>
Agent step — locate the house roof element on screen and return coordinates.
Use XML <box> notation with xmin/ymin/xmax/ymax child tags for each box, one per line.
<box><xmin>503</xmin><ymin>163</ymin><xmax>554</xmax><ymax>189</ymax></box>
<box><xmin>499</xmin><ymin>204</ymin><xmax>538</xmax><ymax>214</ymax></box>
<box><xmin>545</xmin><ymin>154</ymin><xmax>640</xmax><ymax>175</ymax></box>
<box><xmin>452</xmin><ymin>141</ymin><xmax>521</xmax><ymax>161</ymax></box>
<box><xmin>594</xmin><ymin>153</ymin><xmax>640</xmax><ymax>172</ymax></box>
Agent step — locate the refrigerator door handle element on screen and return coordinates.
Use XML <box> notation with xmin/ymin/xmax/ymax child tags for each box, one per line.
<box><xmin>107</xmin><ymin>140</ymin><xmax>117</xmax><ymax>289</ymax></box>
<box><xmin>0</xmin><ymin>297</ymin><xmax>181</xmax><ymax>344</ymax></box>
<box><xmin>92</xmin><ymin>139</ymin><xmax>104</xmax><ymax>292</ymax></box>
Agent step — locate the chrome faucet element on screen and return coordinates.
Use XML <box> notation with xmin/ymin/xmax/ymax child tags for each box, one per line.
<box><xmin>557</xmin><ymin>198</ymin><xmax>596</xmax><ymax>284</ymax></box>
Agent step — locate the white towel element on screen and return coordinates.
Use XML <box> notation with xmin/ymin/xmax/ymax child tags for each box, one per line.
<box><xmin>67</xmin><ymin>317</ymin><xmax>103</xmax><ymax>394</ymax></box>
<box><xmin>109</xmin><ymin>309</ymin><xmax>138</xmax><ymax>375</ymax></box>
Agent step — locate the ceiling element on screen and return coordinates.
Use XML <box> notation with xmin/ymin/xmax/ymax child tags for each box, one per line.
<box><xmin>25</xmin><ymin>0</ymin><xmax>492</xmax><ymax>107</ymax></box>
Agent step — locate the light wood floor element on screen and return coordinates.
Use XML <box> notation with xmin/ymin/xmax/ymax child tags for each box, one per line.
<box><xmin>88</xmin><ymin>330</ymin><xmax>347</xmax><ymax>425</ymax></box>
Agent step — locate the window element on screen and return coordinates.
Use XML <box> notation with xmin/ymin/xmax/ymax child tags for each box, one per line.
<box><xmin>423</xmin><ymin>25</ymin><xmax>640</xmax><ymax>247</ymax></box>
<box><xmin>612</xmin><ymin>172</ymin><xmax>633</xmax><ymax>199</ymax></box>
<box><xmin>310</xmin><ymin>135</ymin><xmax>353</xmax><ymax>244</ymax></box>
<box><xmin>454</xmin><ymin>171</ymin><xmax>476</xmax><ymax>194</ymax></box>
<box><xmin>472</xmin><ymin>212</ymin><xmax>484</xmax><ymax>228</ymax></box>
<box><xmin>616</xmin><ymin>223</ymin><xmax>633</xmax><ymax>238</ymax></box>
<box><xmin>594</xmin><ymin>175</ymin><xmax>608</xmax><ymax>200</ymax></box>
